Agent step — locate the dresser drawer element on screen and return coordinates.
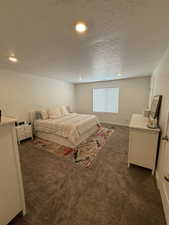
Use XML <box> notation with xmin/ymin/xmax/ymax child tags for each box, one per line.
<box><xmin>128</xmin><ymin>114</ymin><xmax>160</xmax><ymax>175</ymax></box>
<box><xmin>0</xmin><ymin>118</ymin><xmax>26</xmax><ymax>224</ymax></box>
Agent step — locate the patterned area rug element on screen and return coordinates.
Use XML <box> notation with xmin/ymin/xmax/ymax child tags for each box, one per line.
<box><xmin>32</xmin><ymin>127</ymin><xmax>114</xmax><ymax>168</ymax></box>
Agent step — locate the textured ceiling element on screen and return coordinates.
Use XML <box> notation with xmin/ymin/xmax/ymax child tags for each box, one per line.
<box><xmin>0</xmin><ymin>0</ymin><xmax>169</xmax><ymax>83</ymax></box>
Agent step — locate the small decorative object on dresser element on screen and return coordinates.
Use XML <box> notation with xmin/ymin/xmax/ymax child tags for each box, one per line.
<box><xmin>16</xmin><ymin>122</ymin><xmax>33</xmax><ymax>144</ymax></box>
<box><xmin>144</xmin><ymin>107</ymin><xmax>150</xmax><ymax>118</ymax></box>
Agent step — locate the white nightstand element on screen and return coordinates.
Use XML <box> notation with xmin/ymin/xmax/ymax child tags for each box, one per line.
<box><xmin>16</xmin><ymin>124</ymin><xmax>33</xmax><ymax>144</ymax></box>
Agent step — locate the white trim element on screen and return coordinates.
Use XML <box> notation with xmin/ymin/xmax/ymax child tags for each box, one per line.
<box><xmin>156</xmin><ymin>171</ymin><xmax>169</xmax><ymax>225</ymax></box>
<box><xmin>160</xmin><ymin>183</ymin><xmax>169</xmax><ymax>225</ymax></box>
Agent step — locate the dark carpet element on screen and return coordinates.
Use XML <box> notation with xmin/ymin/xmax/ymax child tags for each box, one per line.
<box><xmin>9</xmin><ymin>125</ymin><xmax>166</xmax><ymax>225</ymax></box>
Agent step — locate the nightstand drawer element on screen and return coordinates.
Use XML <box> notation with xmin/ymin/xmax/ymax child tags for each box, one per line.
<box><xmin>16</xmin><ymin>126</ymin><xmax>24</xmax><ymax>134</ymax></box>
<box><xmin>24</xmin><ymin>126</ymin><xmax>32</xmax><ymax>132</ymax></box>
<box><xmin>17</xmin><ymin>134</ymin><xmax>26</xmax><ymax>140</ymax></box>
<box><xmin>24</xmin><ymin>131</ymin><xmax>32</xmax><ymax>138</ymax></box>
<box><xmin>16</xmin><ymin>124</ymin><xmax>33</xmax><ymax>143</ymax></box>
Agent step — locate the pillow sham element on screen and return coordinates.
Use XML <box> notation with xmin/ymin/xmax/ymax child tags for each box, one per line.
<box><xmin>41</xmin><ymin>110</ymin><xmax>49</xmax><ymax>120</ymax></box>
<box><xmin>48</xmin><ymin>107</ymin><xmax>62</xmax><ymax>119</ymax></box>
<box><xmin>60</xmin><ymin>105</ymin><xmax>69</xmax><ymax>115</ymax></box>
<box><xmin>35</xmin><ymin>110</ymin><xmax>48</xmax><ymax>120</ymax></box>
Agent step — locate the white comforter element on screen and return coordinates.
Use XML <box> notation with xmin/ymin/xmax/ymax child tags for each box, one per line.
<box><xmin>34</xmin><ymin>113</ymin><xmax>99</xmax><ymax>145</ymax></box>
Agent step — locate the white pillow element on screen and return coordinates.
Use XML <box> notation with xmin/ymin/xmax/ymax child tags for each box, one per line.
<box><xmin>48</xmin><ymin>107</ymin><xmax>62</xmax><ymax>119</ymax></box>
<box><xmin>60</xmin><ymin>105</ymin><xmax>69</xmax><ymax>115</ymax></box>
<box><xmin>40</xmin><ymin>110</ymin><xmax>48</xmax><ymax>120</ymax></box>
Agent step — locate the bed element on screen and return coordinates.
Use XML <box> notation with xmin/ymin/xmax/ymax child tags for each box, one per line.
<box><xmin>31</xmin><ymin>110</ymin><xmax>99</xmax><ymax>148</ymax></box>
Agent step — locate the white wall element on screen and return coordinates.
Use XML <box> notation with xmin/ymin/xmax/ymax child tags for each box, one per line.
<box><xmin>0</xmin><ymin>69</ymin><xmax>75</xmax><ymax>121</ymax></box>
<box><xmin>150</xmin><ymin>46</ymin><xmax>169</xmax><ymax>178</ymax></box>
<box><xmin>75</xmin><ymin>77</ymin><xmax>150</xmax><ymax>126</ymax></box>
<box><xmin>150</xmin><ymin>50</ymin><xmax>169</xmax><ymax>134</ymax></box>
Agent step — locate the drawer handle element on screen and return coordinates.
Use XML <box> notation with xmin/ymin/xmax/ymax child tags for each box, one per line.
<box><xmin>164</xmin><ymin>176</ymin><xmax>169</xmax><ymax>182</ymax></box>
<box><xmin>162</xmin><ymin>136</ymin><xmax>169</xmax><ymax>141</ymax></box>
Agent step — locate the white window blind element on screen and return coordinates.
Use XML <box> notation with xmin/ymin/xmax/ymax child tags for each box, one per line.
<box><xmin>93</xmin><ymin>88</ymin><xmax>119</xmax><ymax>113</ymax></box>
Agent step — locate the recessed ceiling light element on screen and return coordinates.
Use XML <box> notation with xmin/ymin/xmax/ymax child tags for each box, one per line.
<box><xmin>9</xmin><ymin>56</ymin><xmax>18</xmax><ymax>63</ymax></box>
<box><xmin>75</xmin><ymin>22</ymin><xmax>87</xmax><ymax>33</ymax></box>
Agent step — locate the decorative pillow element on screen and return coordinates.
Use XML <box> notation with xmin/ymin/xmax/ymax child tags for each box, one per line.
<box><xmin>35</xmin><ymin>111</ymin><xmax>43</xmax><ymax>120</ymax></box>
<box><xmin>48</xmin><ymin>107</ymin><xmax>62</xmax><ymax>119</ymax></box>
<box><xmin>60</xmin><ymin>105</ymin><xmax>69</xmax><ymax>115</ymax></box>
<box><xmin>67</xmin><ymin>106</ymin><xmax>73</xmax><ymax>113</ymax></box>
<box><xmin>35</xmin><ymin>110</ymin><xmax>48</xmax><ymax>120</ymax></box>
<box><xmin>40</xmin><ymin>110</ymin><xmax>49</xmax><ymax>120</ymax></box>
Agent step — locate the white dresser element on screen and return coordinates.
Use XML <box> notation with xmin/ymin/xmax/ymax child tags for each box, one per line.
<box><xmin>128</xmin><ymin>114</ymin><xmax>160</xmax><ymax>175</ymax></box>
<box><xmin>0</xmin><ymin>117</ymin><xmax>26</xmax><ymax>225</ymax></box>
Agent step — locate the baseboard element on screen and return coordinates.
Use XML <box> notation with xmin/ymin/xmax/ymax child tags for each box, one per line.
<box><xmin>100</xmin><ymin>121</ymin><xmax>129</xmax><ymax>128</ymax></box>
<box><xmin>156</xmin><ymin>170</ymin><xmax>160</xmax><ymax>190</ymax></box>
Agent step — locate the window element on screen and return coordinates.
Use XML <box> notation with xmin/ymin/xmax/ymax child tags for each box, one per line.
<box><xmin>93</xmin><ymin>88</ymin><xmax>119</xmax><ymax>113</ymax></box>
